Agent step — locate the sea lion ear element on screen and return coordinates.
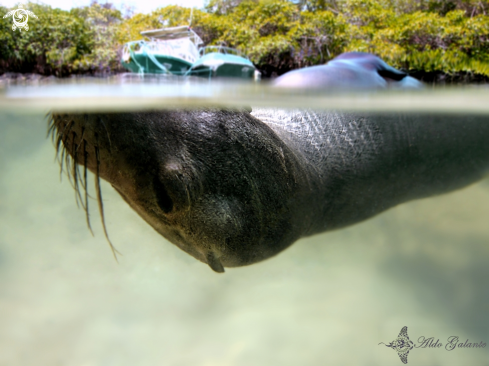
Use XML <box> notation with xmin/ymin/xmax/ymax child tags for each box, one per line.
<box><xmin>206</xmin><ymin>251</ymin><xmax>225</xmax><ymax>273</ymax></box>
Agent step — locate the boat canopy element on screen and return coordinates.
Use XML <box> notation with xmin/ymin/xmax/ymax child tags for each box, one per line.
<box><xmin>140</xmin><ymin>26</ymin><xmax>203</xmax><ymax>46</ymax></box>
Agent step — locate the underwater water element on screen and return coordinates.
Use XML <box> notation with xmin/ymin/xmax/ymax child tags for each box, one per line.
<box><xmin>1</xmin><ymin>80</ymin><xmax>489</xmax><ymax>365</ymax></box>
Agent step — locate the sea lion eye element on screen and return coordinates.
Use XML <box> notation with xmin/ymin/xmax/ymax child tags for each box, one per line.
<box><xmin>153</xmin><ymin>178</ymin><xmax>173</xmax><ymax>213</ymax></box>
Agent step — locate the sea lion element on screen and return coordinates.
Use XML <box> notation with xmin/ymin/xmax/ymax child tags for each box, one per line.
<box><xmin>49</xmin><ymin>53</ymin><xmax>489</xmax><ymax>273</ymax></box>
<box><xmin>49</xmin><ymin>109</ymin><xmax>489</xmax><ymax>273</ymax></box>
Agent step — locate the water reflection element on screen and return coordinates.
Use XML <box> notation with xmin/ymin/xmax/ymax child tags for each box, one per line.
<box><xmin>2</xmin><ymin>77</ymin><xmax>489</xmax><ymax>114</ymax></box>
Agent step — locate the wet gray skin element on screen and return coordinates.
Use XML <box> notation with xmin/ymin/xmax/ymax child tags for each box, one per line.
<box><xmin>49</xmin><ymin>53</ymin><xmax>489</xmax><ymax>272</ymax></box>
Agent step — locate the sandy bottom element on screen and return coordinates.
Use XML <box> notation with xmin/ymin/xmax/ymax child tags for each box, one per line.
<box><xmin>0</xmin><ymin>112</ymin><xmax>488</xmax><ymax>366</ymax></box>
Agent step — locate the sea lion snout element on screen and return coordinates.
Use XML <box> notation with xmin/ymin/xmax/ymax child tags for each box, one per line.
<box><xmin>51</xmin><ymin>110</ymin><xmax>308</xmax><ymax>272</ymax></box>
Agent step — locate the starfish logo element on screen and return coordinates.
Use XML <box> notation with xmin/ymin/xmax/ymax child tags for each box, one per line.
<box><xmin>3</xmin><ymin>4</ymin><xmax>38</xmax><ymax>31</ymax></box>
<box><xmin>379</xmin><ymin>326</ymin><xmax>415</xmax><ymax>364</ymax></box>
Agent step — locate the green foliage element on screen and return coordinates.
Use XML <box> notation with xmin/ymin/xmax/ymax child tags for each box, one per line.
<box><xmin>205</xmin><ymin>0</ymin><xmax>251</xmax><ymax>14</ymax></box>
<box><xmin>0</xmin><ymin>1</ymin><xmax>123</xmax><ymax>75</ymax></box>
<box><xmin>342</xmin><ymin>1</ymin><xmax>489</xmax><ymax>77</ymax></box>
<box><xmin>71</xmin><ymin>2</ymin><xmax>123</xmax><ymax>73</ymax></box>
<box><xmin>116</xmin><ymin>5</ymin><xmax>195</xmax><ymax>45</ymax></box>
<box><xmin>1</xmin><ymin>2</ymin><xmax>92</xmax><ymax>75</ymax></box>
<box><xmin>198</xmin><ymin>0</ymin><xmax>348</xmax><ymax>74</ymax></box>
<box><xmin>215</xmin><ymin>0</ymin><xmax>301</xmax><ymax>64</ymax></box>
<box><xmin>0</xmin><ymin>5</ymin><xmax>17</xmax><ymax>65</ymax></box>
<box><xmin>2</xmin><ymin>0</ymin><xmax>489</xmax><ymax>80</ymax></box>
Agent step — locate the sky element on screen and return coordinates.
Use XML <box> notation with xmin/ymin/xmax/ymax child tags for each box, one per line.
<box><xmin>0</xmin><ymin>0</ymin><xmax>205</xmax><ymax>14</ymax></box>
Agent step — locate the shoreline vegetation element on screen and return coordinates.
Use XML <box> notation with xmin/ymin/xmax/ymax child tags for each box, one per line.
<box><xmin>1</xmin><ymin>0</ymin><xmax>489</xmax><ymax>83</ymax></box>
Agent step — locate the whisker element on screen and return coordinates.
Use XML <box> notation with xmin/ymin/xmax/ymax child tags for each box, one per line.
<box><xmin>100</xmin><ymin>118</ymin><xmax>112</xmax><ymax>152</ymax></box>
<box><xmin>75</xmin><ymin>127</ymin><xmax>86</xmax><ymax>154</ymax></box>
<box><xmin>76</xmin><ymin>127</ymin><xmax>87</xmax><ymax>189</ymax></box>
<box><xmin>75</xmin><ymin>158</ymin><xmax>86</xmax><ymax>193</ymax></box>
<box><xmin>62</xmin><ymin>129</ymin><xmax>86</xmax><ymax>204</ymax></box>
<box><xmin>64</xmin><ymin>140</ymin><xmax>75</xmax><ymax>192</ymax></box>
<box><xmin>59</xmin><ymin>147</ymin><xmax>66</xmax><ymax>181</ymax></box>
<box><xmin>46</xmin><ymin>115</ymin><xmax>56</xmax><ymax>140</ymax></box>
<box><xmin>65</xmin><ymin>159</ymin><xmax>72</xmax><ymax>183</ymax></box>
<box><xmin>84</xmin><ymin>140</ymin><xmax>94</xmax><ymax>236</ymax></box>
<box><xmin>59</xmin><ymin>120</ymin><xmax>75</xmax><ymax>182</ymax></box>
<box><xmin>95</xmin><ymin>145</ymin><xmax>121</xmax><ymax>262</ymax></box>
<box><xmin>71</xmin><ymin>131</ymin><xmax>87</xmax><ymax>210</ymax></box>
<box><xmin>50</xmin><ymin>116</ymin><xmax>119</xmax><ymax>260</ymax></box>
<box><xmin>53</xmin><ymin>121</ymin><xmax>95</xmax><ymax>198</ymax></box>
<box><xmin>65</xmin><ymin>120</ymin><xmax>74</xmax><ymax>137</ymax></box>
<box><xmin>54</xmin><ymin>119</ymin><xmax>72</xmax><ymax>165</ymax></box>
<box><xmin>72</xmin><ymin>133</ymin><xmax>81</xmax><ymax>209</ymax></box>
<box><xmin>55</xmin><ymin>135</ymin><xmax>63</xmax><ymax>162</ymax></box>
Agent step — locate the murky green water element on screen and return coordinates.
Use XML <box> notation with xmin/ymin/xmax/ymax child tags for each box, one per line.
<box><xmin>1</xmin><ymin>80</ymin><xmax>488</xmax><ymax>365</ymax></box>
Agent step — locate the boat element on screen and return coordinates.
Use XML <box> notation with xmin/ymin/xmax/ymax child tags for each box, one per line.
<box><xmin>186</xmin><ymin>45</ymin><xmax>260</xmax><ymax>80</ymax></box>
<box><xmin>121</xmin><ymin>25</ymin><xmax>203</xmax><ymax>75</ymax></box>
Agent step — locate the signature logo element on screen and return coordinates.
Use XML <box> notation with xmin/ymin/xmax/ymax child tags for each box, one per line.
<box><xmin>379</xmin><ymin>326</ymin><xmax>487</xmax><ymax>364</ymax></box>
<box><xmin>379</xmin><ymin>326</ymin><xmax>414</xmax><ymax>364</ymax></box>
<box><xmin>3</xmin><ymin>4</ymin><xmax>38</xmax><ymax>31</ymax></box>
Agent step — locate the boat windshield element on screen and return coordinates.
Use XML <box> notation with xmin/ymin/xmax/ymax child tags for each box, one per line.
<box><xmin>145</xmin><ymin>38</ymin><xmax>201</xmax><ymax>64</ymax></box>
<box><xmin>200</xmin><ymin>46</ymin><xmax>244</xmax><ymax>57</ymax></box>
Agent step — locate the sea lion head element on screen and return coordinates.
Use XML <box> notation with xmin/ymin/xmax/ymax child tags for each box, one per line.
<box><xmin>50</xmin><ymin>109</ymin><xmax>306</xmax><ymax>272</ymax></box>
